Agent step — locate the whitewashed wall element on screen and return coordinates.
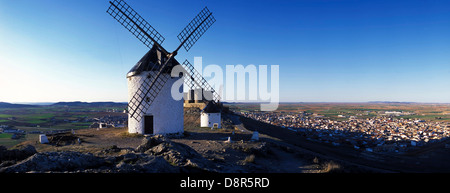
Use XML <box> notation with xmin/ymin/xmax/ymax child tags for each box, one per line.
<box><xmin>127</xmin><ymin>71</ymin><xmax>184</xmax><ymax>134</ymax></box>
<box><xmin>200</xmin><ymin>112</ymin><xmax>221</xmax><ymax>128</ymax></box>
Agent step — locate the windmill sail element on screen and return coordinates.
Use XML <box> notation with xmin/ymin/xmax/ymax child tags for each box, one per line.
<box><xmin>107</xmin><ymin>0</ymin><xmax>217</xmax><ymax>122</ymax></box>
<box><xmin>107</xmin><ymin>0</ymin><xmax>165</xmax><ymax>49</ymax></box>
<box><xmin>177</xmin><ymin>7</ymin><xmax>216</xmax><ymax>52</ymax></box>
<box><xmin>181</xmin><ymin>60</ymin><xmax>221</xmax><ymax>103</ymax></box>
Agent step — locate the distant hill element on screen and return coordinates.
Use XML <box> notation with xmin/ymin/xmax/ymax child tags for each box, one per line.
<box><xmin>0</xmin><ymin>101</ymin><xmax>128</xmax><ymax>108</ymax></box>
<box><xmin>0</xmin><ymin>102</ymin><xmax>36</xmax><ymax>108</ymax></box>
<box><xmin>368</xmin><ymin>101</ymin><xmax>417</xmax><ymax>104</ymax></box>
<box><xmin>51</xmin><ymin>101</ymin><xmax>127</xmax><ymax>107</ymax></box>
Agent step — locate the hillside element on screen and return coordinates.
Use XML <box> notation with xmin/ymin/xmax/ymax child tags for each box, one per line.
<box><xmin>0</xmin><ymin>102</ymin><xmax>35</xmax><ymax>108</ymax></box>
<box><xmin>0</xmin><ymin>109</ymin><xmax>351</xmax><ymax>173</ymax></box>
<box><xmin>52</xmin><ymin>101</ymin><xmax>127</xmax><ymax>107</ymax></box>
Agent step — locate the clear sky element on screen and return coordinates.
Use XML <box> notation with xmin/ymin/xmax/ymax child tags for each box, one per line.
<box><xmin>1</xmin><ymin>0</ymin><xmax>449</xmax><ymax>103</ymax></box>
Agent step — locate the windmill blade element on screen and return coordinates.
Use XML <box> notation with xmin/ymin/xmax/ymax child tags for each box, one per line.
<box><xmin>128</xmin><ymin>71</ymin><xmax>170</xmax><ymax>122</ymax></box>
<box><xmin>177</xmin><ymin>7</ymin><xmax>216</xmax><ymax>52</ymax></box>
<box><xmin>107</xmin><ymin>0</ymin><xmax>165</xmax><ymax>49</ymax></box>
<box><xmin>181</xmin><ymin>60</ymin><xmax>221</xmax><ymax>103</ymax></box>
<box><xmin>128</xmin><ymin>62</ymin><xmax>173</xmax><ymax>122</ymax></box>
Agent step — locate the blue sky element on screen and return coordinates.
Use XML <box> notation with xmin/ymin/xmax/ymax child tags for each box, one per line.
<box><xmin>0</xmin><ymin>0</ymin><xmax>449</xmax><ymax>103</ymax></box>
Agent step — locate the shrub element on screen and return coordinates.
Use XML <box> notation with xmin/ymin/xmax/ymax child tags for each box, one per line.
<box><xmin>244</xmin><ymin>154</ymin><xmax>255</xmax><ymax>163</ymax></box>
<box><xmin>322</xmin><ymin>161</ymin><xmax>342</xmax><ymax>173</ymax></box>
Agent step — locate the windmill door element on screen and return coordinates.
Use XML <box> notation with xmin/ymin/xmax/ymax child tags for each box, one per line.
<box><xmin>144</xmin><ymin>115</ymin><xmax>154</xmax><ymax>134</ymax></box>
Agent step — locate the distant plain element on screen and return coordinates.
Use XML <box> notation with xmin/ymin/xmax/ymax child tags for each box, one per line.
<box><xmin>227</xmin><ymin>102</ymin><xmax>450</xmax><ymax>122</ymax></box>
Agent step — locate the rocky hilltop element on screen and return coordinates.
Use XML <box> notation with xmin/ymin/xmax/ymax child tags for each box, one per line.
<box><xmin>1</xmin><ymin>134</ymin><xmax>292</xmax><ymax>173</ymax></box>
<box><xmin>1</xmin><ymin>135</ymin><xmax>226</xmax><ymax>173</ymax></box>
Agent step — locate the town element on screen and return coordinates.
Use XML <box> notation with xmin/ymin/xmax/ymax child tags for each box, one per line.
<box><xmin>234</xmin><ymin>110</ymin><xmax>450</xmax><ymax>153</ymax></box>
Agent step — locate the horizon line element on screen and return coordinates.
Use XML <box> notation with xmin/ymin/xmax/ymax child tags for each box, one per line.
<box><xmin>3</xmin><ymin>101</ymin><xmax>450</xmax><ymax>105</ymax></box>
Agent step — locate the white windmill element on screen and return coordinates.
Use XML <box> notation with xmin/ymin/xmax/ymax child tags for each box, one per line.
<box><xmin>107</xmin><ymin>0</ymin><xmax>220</xmax><ymax>135</ymax></box>
<box><xmin>201</xmin><ymin>102</ymin><xmax>222</xmax><ymax>129</ymax></box>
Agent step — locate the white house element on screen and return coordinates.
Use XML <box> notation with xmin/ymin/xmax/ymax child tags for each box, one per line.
<box><xmin>200</xmin><ymin>102</ymin><xmax>221</xmax><ymax>128</ymax></box>
<box><xmin>127</xmin><ymin>45</ymin><xmax>184</xmax><ymax>135</ymax></box>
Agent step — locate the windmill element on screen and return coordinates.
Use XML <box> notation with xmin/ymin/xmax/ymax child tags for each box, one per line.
<box><xmin>107</xmin><ymin>0</ymin><xmax>220</xmax><ymax>135</ymax></box>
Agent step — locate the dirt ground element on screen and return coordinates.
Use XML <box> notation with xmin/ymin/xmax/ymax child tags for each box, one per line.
<box><xmin>18</xmin><ymin>127</ymin><xmax>143</xmax><ymax>153</ymax></box>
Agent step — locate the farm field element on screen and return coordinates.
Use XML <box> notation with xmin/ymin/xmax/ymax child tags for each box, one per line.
<box><xmin>0</xmin><ymin>102</ymin><xmax>127</xmax><ymax>148</ymax></box>
<box><xmin>0</xmin><ymin>103</ymin><xmax>126</xmax><ymax>128</ymax></box>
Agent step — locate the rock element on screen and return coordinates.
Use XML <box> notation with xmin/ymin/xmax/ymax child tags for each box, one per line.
<box><xmin>0</xmin><ymin>145</ymin><xmax>37</xmax><ymax>162</ymax></box>
<box><xmin>115</xmin><ymin>161</ymin><xmax>141</xmax><ymax>173</ymax></box>
<box><xmin>1</xmin><ymin>136</ymin><xmax>224</xmax><ymax>173</ymax></box>
<box><xmin>137</xmin><ymin>136</ymin><xmax>211</xmax><ymax>171</ymax></box>
<box><xmin>135</xmin><ymin>135</ymin><xmax>168</xmax><ymax>153</ymax></box>
<box><xmin>99</xmin><ymin>145</ymin><xmax>122</xmax><ymax>155</ymax></box>
<box><xmin>249</xmin><ymin>142</ymin><xmax>269</xmax><ymax>156</ymax></box>
<box><xmin>0</xmin><ymin>151</ymin><xmax>105</xmax><ymax>173</ymax></box>
<box><xmin>0</xmin><ymin>160</ymin><xmax>16</xmax><ymax>168</ymax></box>
<box><xmin>163</xmin><ymin>142</ymin><xmax>214</xmax><ymax>172</ymax></box>
<box><xmin>121</xmin><ymin>153</ymin><xmax>138</xmax><ymax>163</ymax></box>
<box><xmin>119</xmin><ymin>148</ymin><xmax>134</xmax><ymax>155</ymax></box>
<box><xmin>114</xmin><ymin>154</ymin><xmax>178</xmax><ymax>173</ymax></box>
<box><xmin>139</xmin><ymin>156</ymin><xmax>179</xmax><ymax>173</ymax></box>
<box><xmin>146</xmin><ymin>142</ymin><xmax>171</xmax><ymax>155</ymax></box>
<box><xmin>21</xmin><ymin>145</ymin><xmax>37</xmax><ymax>157</ymax></box>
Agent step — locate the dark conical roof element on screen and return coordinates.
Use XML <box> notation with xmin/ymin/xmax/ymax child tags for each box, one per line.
<box><xmin>202</xmin><ymin>102</ymin><xmax>221</xmax><ymax>113</ymax></box>
<box><xmin>126</xmin><ymin>45</ymin><xmax>180</xmax><ymax>78</ymax></box>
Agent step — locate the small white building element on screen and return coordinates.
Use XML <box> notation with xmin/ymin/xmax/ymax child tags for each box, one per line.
<box><xmin>39</xmin><ymin>134</ymin><xmax>49</xmax><ymax>144</ymax></box>
<box><xmin>200</xmin><ymin>102</ymin><xmax>221</xmax><ymax>128</ymax></box>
